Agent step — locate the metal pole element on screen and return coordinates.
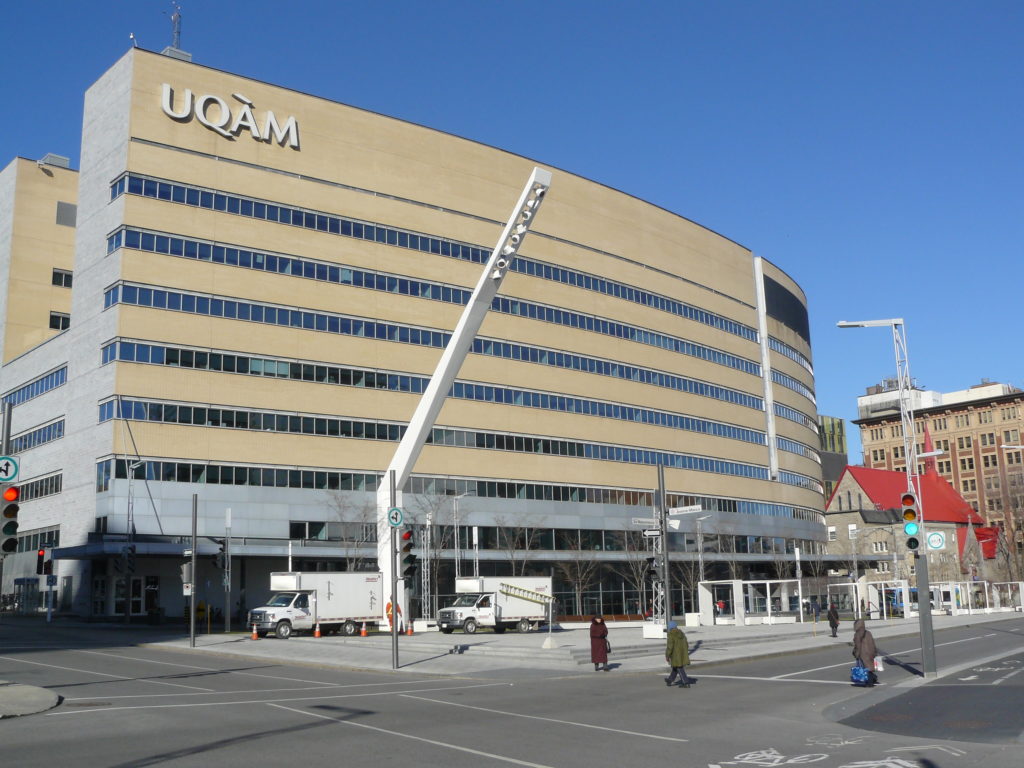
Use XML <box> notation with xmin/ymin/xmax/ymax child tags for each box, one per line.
<box><xmin>2</xmin><ymin>402</ymin><xmax>12</xmax><ymax>454</ymax></box>
<box><xmin>658</xmin><ymin>464</ymin><xmax>670</xmax><ymax>629</ymax></box>
<box><xmin>454</xmin><ymin>496</ymin><xmax>461</xmax><ymax>579</ymax></box>
<box><xmin>390</xmin><ymin>470</ymin><xmax>399</xmax><ymax>670</ymax></box>
<box><xmin>224</xmin><ymin>508</ymin><xmax>231</xmax><ymax>634</ymax></box>
<box><xmin>189</xmin><ymin>493</ymin><xmax>197</xmax><ymax>648</ymax></box>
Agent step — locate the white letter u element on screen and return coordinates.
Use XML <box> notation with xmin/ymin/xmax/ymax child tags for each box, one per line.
<box><xmin>161</xmin><ymin>83</ymin><xmax>193</xmax><ymax>120</ymax></box>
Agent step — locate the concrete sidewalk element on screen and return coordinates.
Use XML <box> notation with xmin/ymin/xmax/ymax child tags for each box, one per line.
<box><xmin>1</xmin><ymin>610</ymin><xmax>1019</xmax><ymax>717</ymax></box>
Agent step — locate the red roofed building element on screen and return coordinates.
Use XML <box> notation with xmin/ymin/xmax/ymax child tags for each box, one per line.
<box><xmin>824</xmin><ymin>465</ymin><xmax>984</xmax><ymax>587</ymax></box>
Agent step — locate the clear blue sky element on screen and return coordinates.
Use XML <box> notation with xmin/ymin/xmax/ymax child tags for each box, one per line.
<box><xmin>3</xmin><ymin>1</ymin><xmax>1022</xmax><ymax>463</ymax></box>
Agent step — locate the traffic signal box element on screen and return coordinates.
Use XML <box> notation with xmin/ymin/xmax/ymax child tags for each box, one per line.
<box><xmin>645</xmin><ymin>556</ymin><xmax>658</xmax><ymax>581</ymax></box>
<box><xmin>36</xmin><ymin>548</ymin><xmax>46</xmax><ymax>575</ymax></box>
<box><xmin>400</xmin><ymin>528</ymin><xmax>417</xmax><ymax>579</ymax></box>
<box><xmin>901</xmin><ymin>491</ymin><xmax>920</xmax><ymax>550</ymax></box>
<box><xmin>1</xmin><ymin>484</ymin><xmax>20</xmax><ymax>554</ymax></box>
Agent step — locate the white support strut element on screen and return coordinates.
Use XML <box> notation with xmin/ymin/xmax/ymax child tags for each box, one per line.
<box><xmin>375</xmin><ymin>168</ymin><xmax>553</xmax><ymax>606</ymax></box>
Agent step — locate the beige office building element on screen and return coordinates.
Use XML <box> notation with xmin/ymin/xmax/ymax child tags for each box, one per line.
<box><xmin>0</xmin><ymin>47</ymin><xmax>823</xmax><ymax>618</ymax></box>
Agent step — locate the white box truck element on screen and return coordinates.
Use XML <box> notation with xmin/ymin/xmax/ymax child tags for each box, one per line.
<box><xmin>437</xmin><ymin>576</ymin><xmax>553</xmax><ymax>634</ymax></box>
<box><xmin>247</xmin><ymin>572</ymin><xmax>385</xmax><ymax>639</ymax></box>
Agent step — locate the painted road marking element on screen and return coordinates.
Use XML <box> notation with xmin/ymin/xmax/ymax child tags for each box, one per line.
<box><xmin>270</xmin><ymin>703</ymin><xmax>555</xmax><ymax>768</ymax></box>
<box><xmin>401</xmin><ymin>694</ymin><xmax>688</xmax><ymax>742</ymax></box>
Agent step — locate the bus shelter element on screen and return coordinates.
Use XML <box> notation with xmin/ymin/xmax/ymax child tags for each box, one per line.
<box><xmin>697</xmin><ymin>578</ymin><xmax>802</xmax><ymax>626</ymax></box>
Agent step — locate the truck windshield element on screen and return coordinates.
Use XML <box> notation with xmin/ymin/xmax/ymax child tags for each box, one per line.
<box><xmin>266</xmin><ymin>593</ymin><xmax>296</xmax><ymax>607</ymax></box>
<box><xmin>450</xmin><ymin>594</ymin><xmax>480</xmax><ymax>607</ymax></box>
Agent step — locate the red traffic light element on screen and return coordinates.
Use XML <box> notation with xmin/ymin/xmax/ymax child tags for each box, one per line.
<box><xmin>3</xmin><ymin>486</ymin><xmax>19</xmax><ymax>502</ymax></box>
<box><xmin>37</xmin><ymin>548</ymin><xmax>45</xmax><ymax>557</ymax></box>
<box><xmin>401</xmin><ymin>530</ymin><xmax>413</xmax><ymax>541</ymax></box>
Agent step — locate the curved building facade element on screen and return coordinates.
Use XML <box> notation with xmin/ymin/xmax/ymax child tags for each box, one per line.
<box><xmin>0</xmin><ymin>48</ymin><xmax>823</xmax><ymax>618</ymax></box>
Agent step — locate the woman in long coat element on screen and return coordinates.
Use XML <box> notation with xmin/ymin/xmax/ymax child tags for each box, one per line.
<box><xmin>851</xmin><ymin>618</ymin><xmax>878</xmax><ymax>685</ymax></box>
<box><xmin>589</xmin><ymin>616</ymin><xmax>609</xmax><ymax>671</ymax></box>
<box><xmin>664</xmin><ymin>621</ymin><xmax>693</xmax><ymax>687</ymax></box>
<box><xmin>826</xmin><ymin>603</ymin><xmax>840</xmax><ymax>637</ymax></box>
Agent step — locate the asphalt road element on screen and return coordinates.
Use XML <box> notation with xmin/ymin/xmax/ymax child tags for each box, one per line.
<box><xmin>1</xmin><ymin>619</ymin><xmax>1022</xmax><ymax>768</ymax></box>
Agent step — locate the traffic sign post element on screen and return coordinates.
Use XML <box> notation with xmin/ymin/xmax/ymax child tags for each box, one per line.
<box><xmin>387</xmin><ymin>507</ymin><xmax>404</xmax><ymax>527</ymax></box>
<box><xmin>0</xmin><ymin>456</ymin><xmax>19</xmax><ymax>482</ymax></box>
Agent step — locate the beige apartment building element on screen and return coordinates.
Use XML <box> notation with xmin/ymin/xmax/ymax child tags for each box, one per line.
<box><xmin>855</xmin><ymin>380</ymin><xmax>1024</xmax><ymax>528</ymax></box>
<box><xmin>0</xmin><ymin>46</ymin><xmax>824</xmax><ymax>619</ymax></box>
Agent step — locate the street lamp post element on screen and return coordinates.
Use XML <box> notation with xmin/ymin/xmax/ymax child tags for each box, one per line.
<box><xmin>668</xmin><ymin>506</ymin><xmax>709</xmax><ymax>615</ymax></box>
<box><xmin>451</xmin><ymin>491</ymin><xmax>474</xmax><ymax>580</ymax></box>
<box><xmin>838</xmin><ymin>317</ymin><xmax>938</xmax><ymax>677</ymax></box>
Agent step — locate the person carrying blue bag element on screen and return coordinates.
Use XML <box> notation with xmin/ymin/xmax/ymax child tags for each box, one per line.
<box><xmin>850</xmin><ymin>618</ymin><xmax>878</xmax><ymax>686</ymax></box>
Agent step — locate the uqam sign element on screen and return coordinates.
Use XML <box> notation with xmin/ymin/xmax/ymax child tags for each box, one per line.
<box><xmin>161</xmin><ymin>84</ymin><xmax>300</xmax><ymax>149</ymax></box>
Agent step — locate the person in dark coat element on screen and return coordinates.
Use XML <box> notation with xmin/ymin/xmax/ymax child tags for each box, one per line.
<box><xmin>664</xmin><ymin>621</ymin><xmax>692</xmax><ymax>688</ymax></box>
<box><xmin>827</xmin><ymin>603</ymin><xmax>840</xmax><ymax>638</ymax></box>
<box><xmin>852</xmin><ymin>618</ymin><xmax>878</xmax><ymax>686</ymax></box>
<box><xmin>589</xmin><ymin>616</ymin><xmax>609</xmax><ymax>671</ymax></box>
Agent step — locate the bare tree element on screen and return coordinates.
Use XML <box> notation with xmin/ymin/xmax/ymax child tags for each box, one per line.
<box><xmin>493</xmin><ymin>513</ymin><xmax>546</xmax><ymax>577</ymax></box>
<box><xmin>553</xmin><ymin>531</ymin><xmax>603</xmax><ymax>617</ymax></box>
<box><xmin>608</xmin><ymin>528</ymin><xmax>654</xmax><ymax>616</ymax></box>
<box><xmin>670</xmin><ymin>557</ymin><xmax>702</xmax><ymax>614</ymax></box>
<box><xmin>406</xmin><ymin>493</ymin><xmax>458</xmax><ymax>617</ymax></box>
<box><xmin>325</xmin><ymin>491</ymin><xmax>377</xmax><ymax>571</ymax></box>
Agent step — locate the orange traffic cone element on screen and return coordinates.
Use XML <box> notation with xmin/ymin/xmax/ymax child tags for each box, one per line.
<box><xmin>360</xmin><ymin>621</ymin><xmax>367</xmax><ymax>637</ymax></box>
<box><xmin>314</xmin><ymin>622</ymin><xmax>321</xmax><ymax>638</ymax></box>
<box><xmin>406</xmin><ymin>624</ymin><xmax>413</xmax><ymax>636</ymax></box>
<box><xmin>251</xmin><ymin>623</ymin><xmax>259</xmax><ymax>640</ymax></box>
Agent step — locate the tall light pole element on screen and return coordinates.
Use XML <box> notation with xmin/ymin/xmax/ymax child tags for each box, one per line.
<box><xmin>668</xmin><ymin>505</ymin><xmax>708</xmax><ymax>614</ymax></box>
<box><xmin>838</xmin><ymin>317</ymin><xmax>938</xmax><ymax>677</ymax></box>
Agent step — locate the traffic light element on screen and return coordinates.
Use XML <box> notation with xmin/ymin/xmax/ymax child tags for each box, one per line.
<box><xmin>124</xmin><ymin>544</ymin><xmax>136</xmax><ymax>574</ymax></box>
<box><xmin>36</xmin><ymin>548</ymin><xmax>45</xmax><ymax>575</ymax></box>
<box><xmin>400</xmin><ymin>528</ymin><xmax>418</xmax><ymax>579</ymax></box>
<box><xmin>1</xmin><ymin>484</ymin><xmax>20</xmax><ymax>554</ymax></box>
<box><xmin>901</xmin><ymin>491</ymin><xmax>920</xmax><ymax>550</ymax></box>
<box><xmin>645</xmin><ymin>556</ymin><xmax>658</xmax><ymax>581</ymax></box>
<box><xmin>212</xmin><ymin>540</ymin><xmax>226</xmax><ymax>569</ymax></box>
<box><xmin>43</xmin><ymin>558</ymin><xmax>53</xmax><ymax>576</ymax></box>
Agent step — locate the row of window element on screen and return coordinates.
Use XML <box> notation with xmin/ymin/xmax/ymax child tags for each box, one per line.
<box><xmin>288</xmin><ymin>519</ymin><xmax>821</xmax><ymax>557</ymax></box>
<box><xmin>111</xmin><ymin>228</ymin><xmax>764</xmax><ymax>380</ymax></box>
<box><xmin>102</xmin><ymin>289</ymin><xmax>819</xmax><ymax>454</ymax></box>
<box><xmin>11</xmin><ymin>419</ymin><xmax>64</xmax><ymax>454</ymax></box>
<box><xmin>15</xmin><ymin>526</ymin><xmax>59</xmax><ymax>553</ymax></box>
<box><xmin>771</xmin><ymin>369</ymin><xmax>815</xmax><ymax>404</ymax></box>
<box><xmin>18</xmin><ymin>473</ymin><xmax>62</xmax><ymax>502</ymax></box>
<box><xmin>98</xmin><ymin>457</ymin><xmax>824</xmax><ymax>525</ymax></box>
<box><xmin>2</xmin><ymin>366</ymin><xmax>67</xmax><ymax>407</ymax></box>
<box><xmin>100</xmin><ymin>397</ymin><xmax>774</xmax><ymax>480</ymax></box>
<box><xmin>111</xmin><ymin>177</ymin><xmax>778</xmax><ymax>352</ymax></box>
<box><xmin>766</xmin><ymin>337</ymin><xmax>813</xmax><ymax>376</ymax></box>
<box><xmin>102</xmin><ymin>338</ymin><xmax>816</xmax><ymax>435</ymax></box>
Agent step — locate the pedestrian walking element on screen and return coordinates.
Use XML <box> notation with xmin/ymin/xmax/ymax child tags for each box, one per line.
<box><xmin>589</xmin><ymin>615</ymin><xmax>609</xmax><ymax>671</ymax></box>
<box><xmin>852</xmin><ymin>618</ymin><xmax>879</xmax><ymax>686</ymax></box>
<box><xmin>827</xmin><ymin>603</ymin><xmax>840</xmax><ymax>638</ymax></box>
<box><xmin>811</xmin><ymin>598</ymin><xmax>821</xmax><ymax>622</ymax></box>
<box><xmin>664</xmin><ymin>621</ymin><xmax>693</xmax><ymax>688</ymax></box>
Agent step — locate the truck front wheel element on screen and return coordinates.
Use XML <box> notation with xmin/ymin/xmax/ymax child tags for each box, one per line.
<box><xmin>275</xmin><ymin>621</ymin><xmax>293</xmax><ymax>640</ymax></box>
<box><xmin>517</xmin><ymin>618</ymin><xmax>531</xmax><ymax>633</ymax></box>
<box><xmin>463</xmin><ymin>618</ymin><xmax>478</xmax><ymax>634</ymax></box>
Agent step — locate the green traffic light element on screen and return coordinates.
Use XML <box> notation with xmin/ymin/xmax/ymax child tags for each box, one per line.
<box><xmin>904</xmin><ymin>521</ymin><xmax>919</xmax><ymax>536</ymax></box>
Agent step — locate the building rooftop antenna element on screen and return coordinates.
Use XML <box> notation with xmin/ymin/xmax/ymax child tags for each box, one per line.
<box><xmin>160</xmin><ymin>2</ymin><xmax>192</xmax><ymax>62</ymax></box>
<box><xmin>169</xmin><ymin>2</ymin><xmax>182</xmax><ymax>50</ymax></box>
